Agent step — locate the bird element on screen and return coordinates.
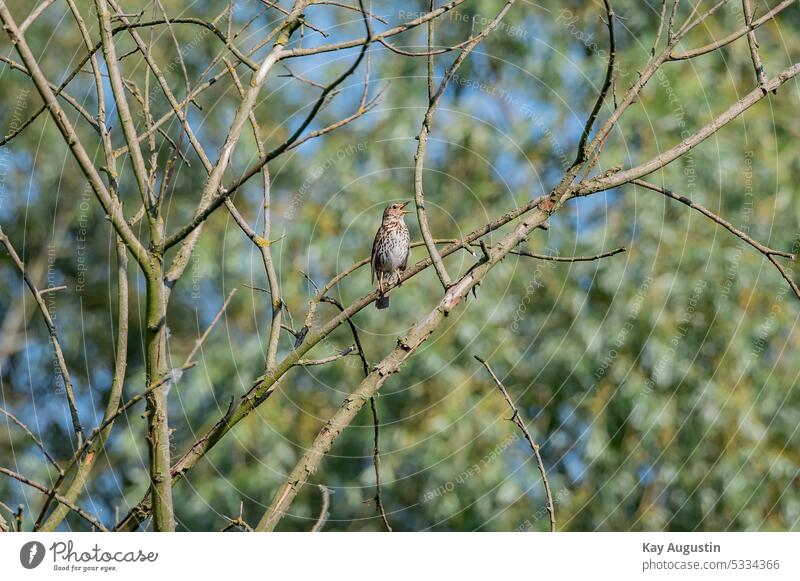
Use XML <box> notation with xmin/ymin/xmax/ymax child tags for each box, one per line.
<box><xmin>371</xmin><ymin>201</ymin><xmax>411</xmax><ymax>309</ymax></box>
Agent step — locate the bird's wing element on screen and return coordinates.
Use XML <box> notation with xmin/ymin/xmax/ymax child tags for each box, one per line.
<box><xmin>370</xmin><ymin>227</ymin><xmax>380</xmax><ymax>284</ymax></box>
<box><xmin>400</xmin><ymin>228</ymin><xmax>410</xmax><ymax>271</ymax></box>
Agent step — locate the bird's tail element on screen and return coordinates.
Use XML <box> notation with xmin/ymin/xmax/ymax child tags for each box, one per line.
<box><xmin>376</xmin><ymin>292</ymin><xmax>389</xmax><ymax>309</ymax></box>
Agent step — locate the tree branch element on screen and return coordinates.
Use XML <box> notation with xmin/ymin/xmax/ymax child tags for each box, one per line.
<box><xmin>0</xmin><ymin>227</ymin><xmax>83</xmax><ymax>448</ymax></box>
<box><xmin>222</xmin><ymin>60</ymin><xmax>283</xmax><ymax>373</ymax></box>
<box><xmin>0</xmin><ymin>407</ymin><xmax>62</xmax><ymax>475</ymax></box>
<box><xmin>668</xmin><ymin>0</ymin><xmax>795</xmax><ymax>61</ymax></box>
<box><xmin>37</xmin><ymin>238</ymin><xmax>130</xmax><ymax>531</ymax></box>
<box><xmin>579</xmin><ymin>61</ymin><xmax>800</xmax><ymax>195</ymax></box>
<box><xmin>413</xmin><ymin>0</ymin><xmax>518</xmax><ymax>290</ymax></box>
<box><xmin>510</xmin><ymin>246</ymin><xmax>626</xmax><ymax>262</ymax></box>
<box><xmin>0</xmin><ymin>2</ymin><xmax>150</xmax><ymax>269</ymax></box>
<box><xmin>574</xmin><ymin>0</ymin><xmax>616</xmax><ymax>165</ymax></box>
<box><xmin>474</xmin><ymin>356</ymin><xmax>555</xmax><ymax>532</ymax></box>
<box><xmin>742</xmin><ymin>0</ymin><xmax>768</xmax><ymax>90</ymax></box>
<box><xmin>631</xmin><ymin>179</ymin><xmax>798</xmax><ymax>298</ymax></box>
<box><xmin>0</xmin><ymin>467</ymin><xmax>108</xmax><ymax>531</ymax></box>
<box><xmin>310</xmin><ymin>485</ymin><xmax>331</xmax><ymax>531</ymax></box>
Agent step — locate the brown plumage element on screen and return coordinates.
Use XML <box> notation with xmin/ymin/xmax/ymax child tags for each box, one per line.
<box><xmin>371</xmin><ymin>202</ymin><xmax>411</xmax><ymax>309</ymax></box>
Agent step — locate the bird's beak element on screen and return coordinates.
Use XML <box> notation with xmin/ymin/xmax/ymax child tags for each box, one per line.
<box><xmin>400</xmin><ymin>201</ymin><xmax>413</xmax><ymax>214</ymax></box>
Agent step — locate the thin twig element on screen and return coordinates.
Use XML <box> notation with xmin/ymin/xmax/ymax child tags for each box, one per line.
<box><xmin>0</xmin><ymin>467</ymin><xmax>108</xmax><ymax>531</ymax></box>
<box><xmin>742</xmin><ymin>0</ymin><xmax>769</xmax><ymax>90</ymax></box>
<box><xmin>223</xmin><ymin>59</ymin><xmax>283</xmax><ymax>373</ymax></box>
<box><xmin>632</xmin><ymin>179</ymin><xmax>799</xmax><ymax>298</ymax></box>
<box><xmin>677</xmin><ymin>0</ymin><xmax>731</xmax><ymax>38</ymax></box>
<box><xmin>259</xmin><ymin>0</ymin><xmax>328</xmax><ymax>37</ymax></box>
<box><xmin>295</xmin><ymin>345</ymin><xmax>357</xmax><ymax>366</ymax></box>
<box><xmin>310</xmin><ymin>485</ymin><xmax>331</xmax><ymax>531</ymax></box>
<box><xmin>309</xmin><ymin>291</ymin><xmax>392</xmax><ymax>530</ymax></box>
<box><xmin>0</xmin><ymin>227</ymin><xmax>83</xmax><ymax>448</ymax></box>
<box><xmin>37</xmin><ymin>237</ymin><xmax>130</xmax><ymax>531</ymax></box>
<box><xmin>667</xmin><ymin>0</ymin><xmax>680</xmax><ymax>44</ymax></box>
<box><xmin>369</xmin><ymin>397</ymin><xmax>392</xmax><ymax>531</ymax></box>
<box><xmin>318</xmin><ymin>294</ymin><xmax>392</xmax><ymax>530</ymax></box>
<box><xmin>574</xmin><ymin>0</ymin><xmax>616</xmax><ymax>165</ymax></box>
<box><xmin>19</xmin><ymin>0</ymin><xmax>57</xmax><ymax>32</ymax></box>
<box><xmin>220</xmin><ymin>501</ymin><xmax>253</xmax><ymax>531</ymax></box>
<box><xmin>651</xmin><ymin>0</ymin><xmax>668</xmax><ymax>57</ymax></box>
<box><xmin>282</xmin><ymin>0</ymin><xmax>468</xmax><ymax>59</ymax></box>
<box><xmin>413</xmin><ymin>0</ymin><xmax>518</xmax><ymax>290</ymax></box>
<box><xmin>474</xmin><ymin>356</ymin><xmax>556</xmax><ymax>532</ymax></box>
<box><xmin>184</xmin><ymin>288</ymin><xmax>238</xmax><ymax>367</ymax></box>
<box><xmin>510</xmin><ymin>246</ymin><xmax>627</xmax><ymax>262</ymax></box>
<box><xmin>669</xmin><ymin>0</ymin><xmax>794</xmax><ymax>60</ymax></box>
<box><xmin>427</xmin><ymin>0</ymin><xmax>435</xmax><ymax>100</ymax></box>
<box><xmin>317</xmin><ymin>1</ymin><xmax>387</xmax><ymax>24</ymax></box>
<box><xmin>0</xmin><ymin>408</ymin><xmax>62</xmax><ymax>474</ymax></box>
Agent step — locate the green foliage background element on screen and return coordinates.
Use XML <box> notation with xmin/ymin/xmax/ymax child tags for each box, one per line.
<box><xmin>1</xmin><ymin>0</ymin><xmax>799</xmax><ymax>531</ymax></box>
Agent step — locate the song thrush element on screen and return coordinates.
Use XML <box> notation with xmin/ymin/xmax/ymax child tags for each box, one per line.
<box><xmin>371</xmin><ymin>202</ymin><xmax>411</xmax><ymax>309</ymax></box>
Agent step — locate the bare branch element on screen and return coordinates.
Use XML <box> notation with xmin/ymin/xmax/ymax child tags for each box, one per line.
<box><xmin>579</xmin><ymin>61</ymin><xmax>800</xmax><ymax>195</ymax></box>
<box><xmin>669</xmin><ymin>0</ymin><xmax>795</xmax><ymax>61</ymax></box>
<box><xmin>632</xmin><ymin>179</ymin><xmax>798</xmax><ymax>298</ymax></box>
<box><xmin>19</xmin><ymin>0</ymin><xmax>56</xmax><ymax>32</ymax></box>
<box><xmin>0</xmin><ymin>467</ymin><xmax>108</xmax><ymax>531</ymax></box>
<box><xmin>184</xmin><ymin>289</ymin><xmax>238</xmax><ymax>367</ymax></box>
<box><xmin>474</xmin><ymin>356</ymin><xmax>556</xmax><ymax>532</ymax></box>
<box><xmin>310</xmin><ymin>485</ymin><xmax>331</xmax><ymax>531</ymax></box>
<box><xmin>223</xmin><ymin>60</ymin><xmax>282</xmax><ymax>373</ymax></box>
<box><xmin>0</xmin><ymin>407</ymin><xmax>62</xmax><ymax>474</ymax></box>
<box><xmin>651</xmin><ymin>0</ymin><xmax>668</xmax><ymax>56</ymax></box>
<box><xmin>259</xmin><ymin>0</ymin><xmax>328</xmax><ymax>37</ymax></box>
<box><xmin>667</xmin><ymin>0</ymin><xmax>680</xmax><ymax>44</ymax></box>
<box><xmin>676</xmin><ymin>0</ymin><xmax>731</xmax><ymax>39</ymax></box>
<box><xmin>37</xmin><ymin>238</ymin><xmax>130</xmax><ymax>531</ymax></box>
<box><xmin>574</xmin><ymin>0</ymin><xmax>616</xmax><ymax>165</ymax></box>
<box><xmin>316</xmin><ymin>292</ymin><xmax>391</xmax><ymax>530</ymax></box>
<box><xmin>0</xmin><ymin>2</ymin><xmax>150</xmax><ymax>269</ymax></box>
<box><xmin>95</xmin><ymin>0</ymin><xmax>153</xmax><ymax>211</ymax></box>
<box><xmin>220</xmin><ymin>501</ymin><xmax>253</xmax><ymax>532</ymax></box>
<box><xmin>413</xmin><ymin>0</ymin><xmax>518</xmax><ymax>290</ymax></box>
<box><xmin>369</xmin><ymin>396</ymin><xmax>392</xmax><ymax>531</ymax></box>
<box><xmin>282</xmin><ymin>0</ymin><xmax>468</xmax><ymax>59</ymax></box>
<box><xmin>742</xmin><ymin>0</ymin><xmax>768</xmax><ymax>90</ymax></box>
<box><xmin>510</xmin><ymin>246</ymin><xmax>627</xmax><ymax>262</ymax></box>
<box><xmin>0</xmin><ymin>227</ymin><xmax>83</xmax><ymax>448</ymax></box>
<box><xmin>295</xmin><ymin>345</ymin><xmax>357</xmax><ymax>366</ymax></box>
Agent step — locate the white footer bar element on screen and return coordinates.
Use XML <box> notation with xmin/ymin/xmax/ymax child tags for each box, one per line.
<box><xmin>2</xmin><ymin>532</ymin><xmax>798</xmax><ymax>580</ymax></box>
